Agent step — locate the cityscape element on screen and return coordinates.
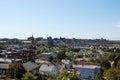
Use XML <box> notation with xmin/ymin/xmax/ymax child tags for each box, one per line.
<box><xmin>0</xmin><ymin>0</ymin><xmax>120</xmax><ymax>80</ymax></box>
<box><xmin>0</xmin><ymin>36</ymin><xmax>120</xmax><ymax>80</ymax></box>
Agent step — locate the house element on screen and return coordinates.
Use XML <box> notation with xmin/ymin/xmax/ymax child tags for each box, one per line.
<box><xmin>23</xmin><ymin>61</ymin><xmax>39</xmax><ymax>73</ymax></box>
<box><xmin>0</xmin><ymin>63</ymin><xmax>10</xmax><ymax>75</ymax></box>
<box><xmin>0</xmin><ymin>50</ymin><xmax>36</xmax><ymax>62</ymax></box>
<box><xmin>54</xmin><ymin>63</ymin><xmax>64</xmax><ymax>73</ymax></box>
<box><xmin>35</xmin><ymin>59</ymin><xmax>50</xmax><ymax>64</ymax></box>
<box><xmin>73</xmin><ymin>61</ymin><xmax>101</xmax><ymax>80</ymax></box>
<box><xmin>0</xmin><ymin>58</ymin><xmax>22</xmax><ymax>63</ymax></box>
<box><xmin>41</xmin><ymin>52</ymin><xmax>56</xmax><ymax>61</ymax></box>
<box><xmin>39</xmin><ymin>64</ymin><xmax>58</xmax><ymax>76</ymax></box>
<box><xmin>61</xmin><ymin>59</ymin><xmax>72</xmax><ymax>69</ymax></box>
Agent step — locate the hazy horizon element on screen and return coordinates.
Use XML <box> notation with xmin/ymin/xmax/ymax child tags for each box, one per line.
<box><xmin>0</xmin><ymin>0</ymin><xmax>120</xmax><ymax>40</ymax></box>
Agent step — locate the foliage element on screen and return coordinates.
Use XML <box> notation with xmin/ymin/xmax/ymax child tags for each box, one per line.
<box><xmin>62</xmin><ymin>76</ymin><xmax>70</xmax><ymax>80</ymax></box>
<box><xmin>77</xmin><ymin>54</ymin><xmax>84</xmax><ymax>58</ymax></box>
<box><xmin>105</xmin><ymin>68</ymin><xmax>118</xmax><ymax>80</ymax></box>
<box><xmin>7</xmin><ymin>63</ymin><xmax>26</xmax><ymax>79</ymax></box>
<box><xmin>0</xmin><ymin>43</ymin><xmax>6</xmax><ymax>50</ymax></box>
<box><xmin>28</xmin><ymin>44</ymin><xmax>36</xmax><ymax>49</ymax></box>
<box><xmin>5</xmin><ymin>77</ymin><xmax>11</xmax><ymax>80</ymax></box>
<box><xmin>117</xmin><ymin>59</ymin><xmax>120</xmax><ymax>69</ymax></box>
<box><xmin>56</xmin><ymin>50</ymin><xmax>66</xmax><ymax>60</ymax></box>
<box><xmin>66</xmin><ymin>54</ymin><xmax>74</xmax><ymax>60</ymax></box>
<box><xmin>56</xmin><ymin>69</ymin><xmax>79</xmax><ymax>80</ymax></box>
<box><xmin>94</xmin><ymin>73</ymin><xmax>102</xmax><ymax>80</ymax></box>
<box><xmin>21</xmin><ymin>72</ymin><xmax>37</xmax><ymax>80</ymax></box>
<box><xmin>68</xmin><ymin>70</ymin><xmax>79</xmax><ymax>80</ymax></box>
<box><xmin>56</xmin><ymin>69</ymin><xmax>68</xmax><ymax>80</ymax></box>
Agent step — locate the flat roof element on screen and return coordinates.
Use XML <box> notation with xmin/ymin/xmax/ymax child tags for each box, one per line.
<box><xmin>73</xmin><ymin>64</ymin><xmax>101</xmax><ymax>69</ymax></box>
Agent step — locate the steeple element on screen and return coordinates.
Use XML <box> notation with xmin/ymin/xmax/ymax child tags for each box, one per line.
<box><xmin>32</xmin><ymin>34</ymin><xmax>34</xmax><ymax>38</ymax></box>
<box><xmin>31</xmin><ymin>34</ymin><xmax>34</xmax><ymax>44</ymax></box>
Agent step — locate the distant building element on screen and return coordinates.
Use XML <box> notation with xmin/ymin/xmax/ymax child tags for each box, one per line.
<box><xmin>47</xmin><ymin>37</ymin><xmax>53</xmax><ymax>46</ymax></box>
<box><xmin>27</xmin><ymin>34</ymin><xmax>35</xmax><ymax>44</ymax></box>
<box><xmin>22</xmin><ymin>40</ymin><xmax>32</xmax><ymax>44</ymax></box>
<box><xmin>38</xmin><ymin>40</ymin><xmax>48</xmax><ymax>46</ymax></box>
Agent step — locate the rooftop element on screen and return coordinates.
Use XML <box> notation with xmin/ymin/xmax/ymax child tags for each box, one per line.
<box><xmin>39</xmin><ymin>64</ymin><xmax>55</xmax><ymax>72</ymax></box>
<box><xmin>23</xmin><ymin>61</ymin><xmax>39</xmax><ymax>71</ymax></box>
<box><xmin>73</xmin><ymin>61</ymin><xmax>101</xmax><ymax>69</ymax></box>
<box><xmin>0</xmin><ymin>58</ymin><xmax>22</xmax><ymax>63</ymax></box>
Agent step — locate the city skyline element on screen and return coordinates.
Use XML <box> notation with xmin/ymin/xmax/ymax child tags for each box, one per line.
<box><xmin>0</xmin><ymin>0</ymin><xmax>120</xmax><ymax>40</ymax></box>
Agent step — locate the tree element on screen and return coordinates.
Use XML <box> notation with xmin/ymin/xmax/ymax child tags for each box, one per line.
<box><xmin>28</xmin><ymin>44</ymin><xmax>36</xmax><ymax>49</ymax></box>
<box><xmin>56</xmin><ymin>69</ymin><xmax>68</xmax><ymax>80</ymax></box>
<box><xmin>0</xmin><ymin>43</ymin><xmax>6</xmax><ymax>50</ymax></box>
<box><xmin>7</xmin><ymin>63</ymin><xmax>26</xmax><ymax>79</ymax></box>
<box><xmin>21</xmin><ymin>72</ymin><xmax>37</xmax><ymax>80</ymax></box>
<box><xmin>117</xmin><ymin>59</ymin><xmax>120</xmax><ymax>69</ymax></box>
<box><xmin>105</xmin><ymin>68</ymin><xmax>118</xmax><ymax>80</ymax></box>
<box><xmin>68</xmin><ymin>70</ymin><xmax>79</xmax><ymax>80</ymax></box>
<box><xmin>94</xmin><ymin>73</ymin><xmax>102</xmax><ymax>80</ymax></box>
<box><xmin>77</xmin><ymin>54</ymin><xmax>84</xmax><ymax>58</ymax></box>
<box><xmin>5</xmin><ymin>77</ymin><xmax>11</xmax><ymax>80</ymax></box>
<box><xmin>56</xmin><ymin>50</ymin><xmax>66</xmax><ymax>60</ymax></box>
<box><xmin>57</xmin><ymin>69</ymin><xmax>79</xmax><ymax>80</ymax></box>
<box><xmin>62</xmin><ymin>76</ymin><xmax>70</xmax><ymax>80</ymax></box>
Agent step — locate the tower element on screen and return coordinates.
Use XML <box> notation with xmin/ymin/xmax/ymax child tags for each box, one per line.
<box><xmin>31</xmin><ymin>34</ymin><xmax>35</xmax><ymax>44</ymax></box>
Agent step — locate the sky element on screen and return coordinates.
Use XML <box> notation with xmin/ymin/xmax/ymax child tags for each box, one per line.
<box><xmin>0</xmin><ymin>0</ymin><xmax>120</xmax><ymax>40</ymax></box>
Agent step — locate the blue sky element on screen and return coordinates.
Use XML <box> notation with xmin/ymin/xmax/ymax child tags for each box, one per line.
<box><xmin>0</xmin><ymin>0</ymin><xmax>120</xmax><ymax>40</ymax></box>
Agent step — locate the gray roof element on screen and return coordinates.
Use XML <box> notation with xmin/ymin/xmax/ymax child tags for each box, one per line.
<box><xmin>23</xmin><ymin>61</ymin><xmax>39</xmax><ymax>71</ymax></box>
<box><xmin>39</xmin><ymin>64</ymin><xmax>55</xmax><ymax>72</ymax></box>
<box><xmin>0</xmin><ymin>63</ymin><xmax>9</xmax><ymax>69</ymax></box>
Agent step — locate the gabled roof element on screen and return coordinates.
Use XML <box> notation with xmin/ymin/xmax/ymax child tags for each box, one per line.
<box><xmin>39</xmin><ymin>64</ymin><xmax>55</xmax><ymax>72</ymax></box>
<box><xmin>23</xmin><ymin>61</ymin><xmax>39</xmax><ymax>71</ymax></box>
<box><xmin>0</xmin><ymin>63</ymin><xmax>9</xmax><ymax>69</ymax></box>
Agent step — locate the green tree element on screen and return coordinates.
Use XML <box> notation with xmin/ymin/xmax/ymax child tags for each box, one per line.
<box><xmin>56</xmin><ymin>50</ymin><xmax>66</xmax><ymax>60</ymax></box>
<box><xmin>105</xmin><ymin>68</ymin><xmax>117</xmax><ymax>80</ymax></box>
<box><xmin>7</xmin><ymin>63</ymin><xmax>26</xmax><ymax>79</ymax></box>
<box><xmin>77</xmin><ymin>54</ymin><xmax>84</xmax><ymax>58</ymax></box>
<box><xmin>56</xmin><ymin>69</ymin><xmax>68</xmax><ymax>80</ymax></box>
<box><xmin>62</xmin><ymin>76</ymin><xmax>70</xmax><ymax>80</ymax></box>
<box><xmin>28</xmin><ymin>44</ymin><xmax>36</xmax><ymax>49</ymax></box>
<box><xmin>5</xmin><ymin>77</ymin><xmax>11</xmax><ymax>80</ymax></box>
<box><xmin>117</xmin><ymin>59</ymin><xmax>120</xmax><ymax>69</ymax></box>
<box><xmin>94</xmin><ymin>73</ymin><xmax>102</xmax><ymax>80</ymax></box>
<box><xmin>68</xmin><ymin>70</ymin><xmax>79</xmax><ymax>80</ymax></box>
<box><xmin>57</xmin><ymin>69</ymin><xmax>79</xmax><ymax>80</ymax></box>
<box><xmin>0</xmin><ymin>43</ymin><xmax>6</xmax><ymax>50</ymax></box>
<box><xmin>21</xmin><ymin>72</ymin><xmax>37</xmax><ymax>80</ymax></box>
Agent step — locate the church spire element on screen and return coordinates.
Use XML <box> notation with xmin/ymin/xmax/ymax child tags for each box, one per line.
<box><xmin>31</xmin><ymin>34</ymin><xmax>34</xmax><ymax>44</ymax></box>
